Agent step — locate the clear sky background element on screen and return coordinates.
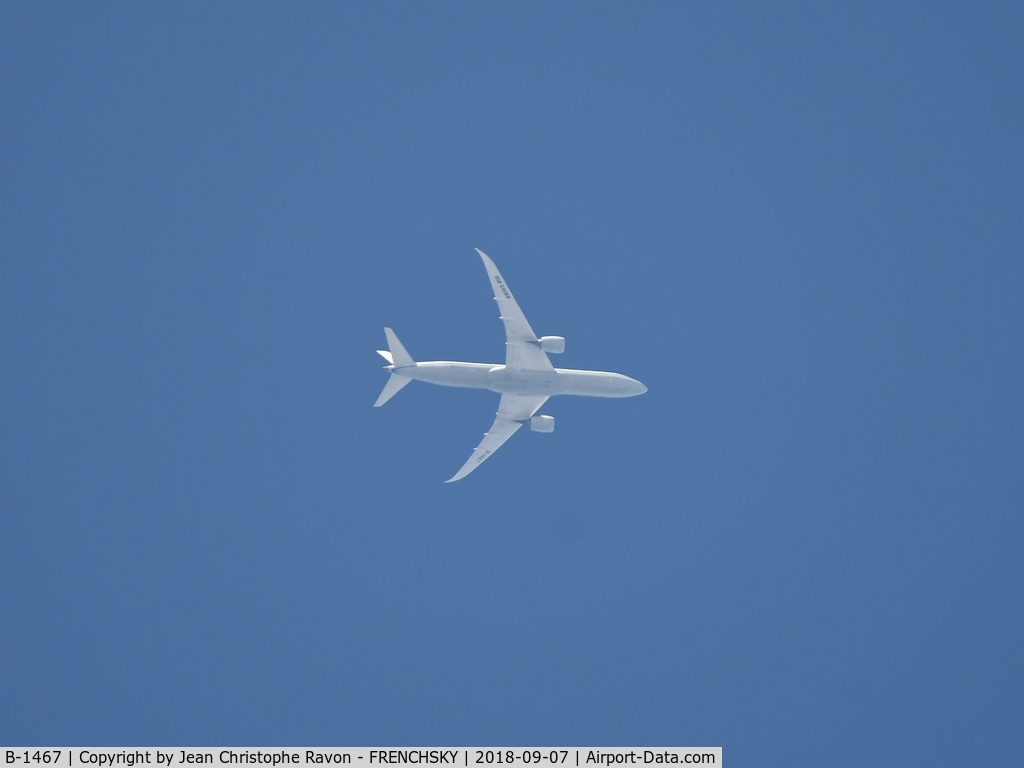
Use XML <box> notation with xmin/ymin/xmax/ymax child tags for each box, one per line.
<box><xmin>1</xmin><ymin>3</ymin><xmax>1021</xmax><ymax>765</ymax></box>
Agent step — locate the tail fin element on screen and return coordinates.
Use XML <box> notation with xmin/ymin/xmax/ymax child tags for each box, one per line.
<box><xmin>374</xmin><ymin>373</ymin><xmax>412</xmax><ymax>407</ymax></box>
<box><xmin>383</xmin><ymin>327</ymin><xmax>414</xmax><ymax>367</ymax></box>
<box><xmin>373</xmin><ymin>328</ymin><xmax>415</xmax><ymax>407</ymax></box>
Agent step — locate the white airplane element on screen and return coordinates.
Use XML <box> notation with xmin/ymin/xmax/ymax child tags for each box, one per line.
<box><xmin>374</xmin><ymin>249</ymin><xmax>647</xmax><ymax>482</ymax></box>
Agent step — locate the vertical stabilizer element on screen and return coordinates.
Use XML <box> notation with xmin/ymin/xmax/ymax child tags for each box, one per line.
<box><xmin>383</xmin><ymin>327</ymin><xmax>415</xmax><ymax>367</ymax></box>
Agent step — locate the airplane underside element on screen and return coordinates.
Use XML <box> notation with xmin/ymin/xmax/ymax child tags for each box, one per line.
<box><xmin>374</xmin><ymin>249</ymin><xmax>646</xmax><ymax>482</ymax></box>
<box><xmin>398</xmin><ymin>362</ymin><xmax>646</xmax><ymax>398</ymax></box>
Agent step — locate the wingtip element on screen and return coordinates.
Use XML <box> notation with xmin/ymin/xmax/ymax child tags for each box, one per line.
<box><xmin>446</xmin><ymin>463</ymin><xmax>474</xmax><ymax>482</ymax></box>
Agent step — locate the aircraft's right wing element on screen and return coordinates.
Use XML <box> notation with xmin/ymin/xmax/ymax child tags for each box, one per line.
<box><xmin>476</xmin><ymin>249</ymin><xmax>554</xmax><ymax>373</ymax></box>
<box><xmin>446</xmin><ymin>393</ymin><xmax>549</xmax><ymax>482</ymax></box>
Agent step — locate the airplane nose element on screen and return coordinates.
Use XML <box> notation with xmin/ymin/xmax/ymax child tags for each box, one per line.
<box><xmin>631</xmin><ymin>378</ymin><xmax>648</xmax><ymax>395</ymax></box>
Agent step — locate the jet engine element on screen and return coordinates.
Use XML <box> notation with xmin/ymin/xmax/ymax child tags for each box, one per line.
<box><xmin>539</xmin><ymin>336</ymin><xmax>565</xmax><ymax>353</ymax></box>
<box><xmin>530</xmin><ymin>414</ymin><xmax>554</xmax><ymax>433</ymax></box>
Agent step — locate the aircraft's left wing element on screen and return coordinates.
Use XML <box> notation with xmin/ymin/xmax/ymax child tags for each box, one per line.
<box><xmin>446</xmin><ymin>393</ymin><xmax>549</xmax><ymax>482</ymax></box>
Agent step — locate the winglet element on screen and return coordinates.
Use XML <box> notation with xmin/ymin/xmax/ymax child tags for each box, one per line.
<box><xmin>445</xmin><ymin>447</ymin><xmax>489</xmax><ymax>483</ymax></box>
<box><xmin>445</xmin><ymin>449</ymin><xmax>486</xmax><ymax>483</ymax></box>
<box><xmin>475</xmin><ymin>247</ymin><xmax>494</xmax><ymax>271</ymax></box>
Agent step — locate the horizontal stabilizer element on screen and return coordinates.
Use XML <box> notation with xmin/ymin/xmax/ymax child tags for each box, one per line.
<box><xmin>384</xmin><ymin>327</ymin><xmax>414</xmax><ymax>367</ymax></box>
<box><xmin>374</xmin><ymin>373</ymin><xmax>412</xmax><ymax>407</ymax></box>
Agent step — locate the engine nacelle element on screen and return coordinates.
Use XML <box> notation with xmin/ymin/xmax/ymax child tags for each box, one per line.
<box><xmin>538</xmin><ymin>335</ymin><xmax>565</xmax><ymax>354</ymax></box>
<box><xmin>530</xmin><ymin>414</ymin><xmax>554</xmax><ymax>433</ymax></box>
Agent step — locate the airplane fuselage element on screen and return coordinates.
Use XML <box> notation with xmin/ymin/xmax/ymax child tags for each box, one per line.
<box><xmin>390</xmin><ymin>361</ymin><xmax>647</xmax><ymax>398</ymax></box>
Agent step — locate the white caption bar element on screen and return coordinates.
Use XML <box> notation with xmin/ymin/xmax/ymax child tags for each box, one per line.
<box><xmin>3</xmin><ymin>749</ymin><xmax>721</xmax><ymax>768</ymax></box>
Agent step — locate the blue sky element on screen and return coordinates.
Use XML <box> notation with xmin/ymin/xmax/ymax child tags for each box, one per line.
<box><xmin>1</xmin><ymin>3</ymin><xmax>1021</xmax><ymax>764</ymax></box>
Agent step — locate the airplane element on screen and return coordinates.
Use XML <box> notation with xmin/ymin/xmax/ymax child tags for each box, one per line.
<box><xmin>374</xmin><ymin>249</ymin><xmax>647</xmax><ymax>482</ymax></box>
